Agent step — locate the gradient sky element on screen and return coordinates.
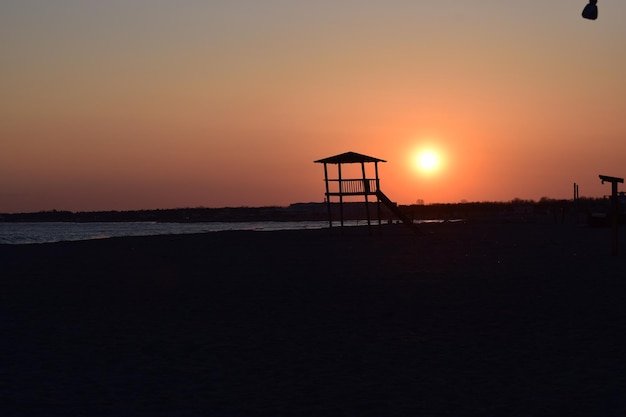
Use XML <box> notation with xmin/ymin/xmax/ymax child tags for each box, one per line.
<box><xmin>2</xmin><ymin>1</ymin><xmax>626</xmax><ymax>213</ymax></box>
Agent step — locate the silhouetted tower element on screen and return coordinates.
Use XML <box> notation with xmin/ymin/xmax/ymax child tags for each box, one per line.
<box><xmin>314</xmin><ymin>151</ymin><xmax>419</xmax><ymax>234</ymax></box>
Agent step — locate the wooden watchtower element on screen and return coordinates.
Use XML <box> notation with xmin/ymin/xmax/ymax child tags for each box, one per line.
<box><xmin>314</xmin><ymin>151</ymin><xmax>420</xmax><ymax>233</ymax></box>
<box><xmin>314</xmin><ymin>151</ymin><xmax>384</xmax><ymax>229</ymax></box>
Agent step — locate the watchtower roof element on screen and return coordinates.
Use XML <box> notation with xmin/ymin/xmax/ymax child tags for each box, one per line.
<box><xmin>314</xmin><ymin>151</ymin><xmax>386</xmax><ymax>164</ymax></box>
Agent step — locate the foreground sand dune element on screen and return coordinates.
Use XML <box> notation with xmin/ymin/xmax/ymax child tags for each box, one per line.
<box><xmin>1</xmin><ymin>220</ymin><xmax>625</xmax><ymax>416</ymax></box>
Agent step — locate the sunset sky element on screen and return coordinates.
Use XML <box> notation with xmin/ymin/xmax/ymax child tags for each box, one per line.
<box><xmin>2</xmin><ymin>1</ymin><xmax>626</xmax><ymax>213</ymax></box>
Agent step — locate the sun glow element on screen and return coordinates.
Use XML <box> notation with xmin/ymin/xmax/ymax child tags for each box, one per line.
<box><xmin>417</xmin><ymin>151</ymin><xmax>439</xmax><ymax>172</ymax></box>
<box><xmin>413</xmin><ymin>147</ymin><xmax>443</xmax><ymax>175</ymax></box>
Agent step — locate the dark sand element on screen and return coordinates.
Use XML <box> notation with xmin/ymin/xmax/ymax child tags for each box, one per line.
<box><xmin>1</xmin><ymin>220</ymin><xmax>626</xmax><ymax>416</ymax></box>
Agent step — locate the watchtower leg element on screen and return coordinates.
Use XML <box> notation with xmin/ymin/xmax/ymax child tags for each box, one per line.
<box><xmin>361</xmin><ymin>162</ymin><xmax>372</xmax><ymax>233</ymax></box>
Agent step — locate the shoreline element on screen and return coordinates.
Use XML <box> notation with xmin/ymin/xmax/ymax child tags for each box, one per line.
<box><xmin>0</xmin><ymin>218</ymin><xmax>461</xmax><ymax>246</ymax></box>
<box><xmin>2</xmin><ymin>220</ymin><xmax>625</xmax><ymax>415</ymax></box>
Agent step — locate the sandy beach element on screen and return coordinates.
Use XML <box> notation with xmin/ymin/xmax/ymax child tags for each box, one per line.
<box><xmin>1</xmin><ymin>219</ymin><xmax>626</xmax><ymax>416</ymax></box>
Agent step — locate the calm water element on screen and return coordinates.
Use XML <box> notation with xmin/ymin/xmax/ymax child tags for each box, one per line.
<box><xmin>0</xmin><ymin>219</ymin><xmax>453</xmax><ymax>245</ymax></box>
<box><xmin>0</xmin><ymin>221</ymin><xmax>341</xmax><ymax>245</ymax></box>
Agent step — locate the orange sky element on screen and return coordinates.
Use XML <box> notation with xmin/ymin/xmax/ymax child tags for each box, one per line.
<box><xmin>2</xmin><ymin>1</ymin><xmax>626</xmax><ymax>213</ymax></box>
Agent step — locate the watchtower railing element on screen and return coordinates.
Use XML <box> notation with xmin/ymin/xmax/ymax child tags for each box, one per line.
<box><xmin>326</xmin><ymin>178</ymin><xmax>379</xmax><ymax>196</ymax></box>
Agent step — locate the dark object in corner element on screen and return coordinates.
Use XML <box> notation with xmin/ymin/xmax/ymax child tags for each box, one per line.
<box><xmin>582</xmin><ymin>0</ymin><xmax>598</xmax><ymax>20</ymax></box>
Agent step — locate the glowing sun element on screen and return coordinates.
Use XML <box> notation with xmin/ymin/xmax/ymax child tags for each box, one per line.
<box><xmin>415</xmin><ymin>150</ymin><xmax>441</xmax><ymax>173</ymax></box>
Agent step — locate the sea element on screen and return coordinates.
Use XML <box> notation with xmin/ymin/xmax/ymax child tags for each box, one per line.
<box><xmin>0</xmin><ymin>220</ymin><xmax>362</xmax><ymax>245</ymax></box>
<box><xmin>0</xmin><ymin>219</ymin><xmax>452</xmax><ymax>245</ymax></box>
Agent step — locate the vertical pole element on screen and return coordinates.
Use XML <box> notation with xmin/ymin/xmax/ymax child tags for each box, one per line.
<box><xmin>611</xmin><ymin>181</ymin><xmax>619</xmax><ymax>256</ymax></box>
<box><xmin>375</xmin><ymin>162</ymin><xmax>380</xmax><ymax>191</ymax></box>
<box><xmin>323</xmin><ymin>163</ymin><xmax>332</xmax><ymax>228</ymax></box>
<box><xmin>375</xmin><ymin>162</ymin><xmax>382</xmax><ymax>227</ymax></box>
<box><xmin>599</xmin><ymin>175</ymin><xmax>622</xmax><ymax>256</ymax></box>
<box><xmin>338</xmin><ymin>163</ymin><xmax>344</xmax><ymax>228</ymax></box>
<box><xmin>361</xmin><ymin>162</ymin><xmax>371</xmax><ymax>233</ymax></box>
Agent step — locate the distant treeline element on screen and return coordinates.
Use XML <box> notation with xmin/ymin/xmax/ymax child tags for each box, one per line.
<box><xmin>0</xmin><ymin>197</ymin><xmax>617</xmax><ymax>223</ymax></box>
